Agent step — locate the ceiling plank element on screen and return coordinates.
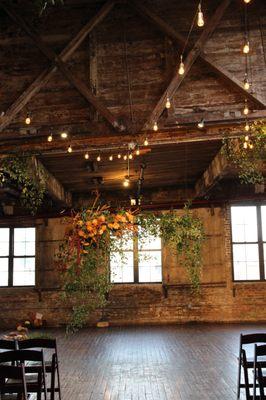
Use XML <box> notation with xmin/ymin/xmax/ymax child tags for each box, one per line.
<box><xmin>0</xmin><ymin>0</ymin><xmax>118</xmax><ymax>133</ymax></box>
<box><xmin>32</xmin><ymin>156</ymin><xmax>72</xmax><ymax>206</ymax></box>
<box><xmin>130</xmin><ymin>0</ymin><xmax>266</xmax><ymax>120</ymax></box>
<box><xmin>194</xmin><ymin>149</ymin><xmax>232</xmax><ymax>197</ymax></box>
<box><xmin>138</xmin><ymin>0</ymin><xmax>233</xmax><ymax>130</ymax></box>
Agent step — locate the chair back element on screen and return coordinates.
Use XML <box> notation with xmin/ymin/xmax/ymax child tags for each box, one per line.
<box><xmin>0</xmin><ymin>339</ymin><xmax>18</xmax><ymax>351</ymax></box>
<box><xmin>0</xmin><ymin>364</ymin><xmax>28</xmax><ymax>397</ymax></box>
<box><xmin>241</xmin><ymin>333</ymin><xmax>266</xmax><ymax>345</ymax></box>
<box><xmin>254</xmin><ymin>344</ymin><xmax>266</xmax><ymax>399</ymax></box>
<box><xmin>18</xmin><ymin>338</ymin><xmax>57</xmax><ymax>350</ymax></box>
<box><xmin>0</xmin><ymin>349</ymin><xmax>44</xmax><ymax>364</ymax></box>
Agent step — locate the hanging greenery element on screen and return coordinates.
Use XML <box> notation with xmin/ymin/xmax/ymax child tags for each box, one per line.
<box><xmin>0</xmin><ymin>155</ymin><xmax>46</xmax><ymax>215</ymax></box>
<box><xmin>33</xmin><ymin>0</ymin><xmax>64</xmax><ymax>16</ymax></box>
<box><xmin>56</xmin><ymin>201</ymin><xmax>205</xmax><ymax>333</ymax></box>
<box><xmin>222</xmin><ymin>121</ymin><xmax>266</xmax><ymax>185</ymax></box>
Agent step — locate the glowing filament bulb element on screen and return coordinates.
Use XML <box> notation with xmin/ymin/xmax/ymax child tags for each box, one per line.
<box><xmin>243</xmin><ymin>76</ymin><xmax>250</xmax><ymax>90</ymax></box>
<box><xmin>123</xmin><ymin>155</ymin><xmax>128</xmax><ymax>161</ymax></box>
<box><xmin>144</xmin><ymin>138</ymin><xmax>149</xmax><ymax>146</ymax></box>
<box><xmin>129</xmin><ymin>153</ymin><xmax>133</xmax><ymax>160</ymax></box>
<box><xmin>249</xmin><ymin>142</ymin><xmax>254</xmax><ymax>149</ymax></box>
<box><xmin>47</xmin><ymin>134</ymin><xmax>53</xmax><ymax>142</ymax></box>
<box><xmin>244</xmin><ymin>0</ymin><xmax>251</xmax><ymax>3</ymax></box>
<box><xmin>123</xmin><ymin>176</ymin><xmax>130</xmax><ymax>188</ymax></box>
<box><xmin>197</xmin><ymin>3</ymin><xmax>204</xmax><ymax>27</ymax></box>
<box><xmin>243</xmin><ymin>102</ymin><xmax>249</xmax><ymax>115</ymax></box>
<box><xmin>136</xmin><ymin>148</ymin><xmax>140</xmax><ymax>156</ymax></box>
<box><xmin>153</xmin><ymin>122</ymin><xmax>158</xmax><ymax>131</ymax></box>
<box><xmin>97</xmin><ymin>155</ymin><xmax>101</xmax><ymax>162</ymax></box>
<box><xmin>178</xmin><ymin>55</ymin><xmax>185</xmax><ymax>75</ymax></box>
<box><xmin>25</xmin><ymin>113</ymin><xmax>31</xmax><ymax>125</ymax></box>
<box><xmin>109</xmin><ymin>155</ymin><xmax>113</xmax><ymax>161</ymax></box>
<box><xmin>245</xmin><ymin>122</ymin><xmax>250</xmax><ymax>132</ymax></box>
<box><xmin>197</xmin><ymin>119</ymin><xmax>205</xmax><ymax>129</ymax></box>
<box><xmin>117</xmin><ymin>153</ymin><xmax>121</xmax><ymax>159</ymax></box>
<box><xmin>245</xmin><ymin>135</ymin><xmax>249</xmax><ymax>142</ymax></box>
<box><xmin>165</xmin><ymin>97</ymin><xmax>171</xmax><ymax>109</ymax></box>
<box><xmin>243</xmin><ymin>41</ymin><xmax>250</xmax><ymax>54</ymax></box>
<box><xmin>84</xmin><ymin>152</ymin><xmax>89</xmax><ymax>160</ymax></box>
<box><xmin>61</xmin><ymin>132</ymin><xmax>68</xmax><ymax>139</ymax></box>
<box><xmin>243</xmin><ymin>141</ymin><xmax>248</xmax><ymax>149</ymax></box>
<box><xmin>67</xmin><ymin>145</ymin><xmax>72</xmax><ymax>153</ymax></box>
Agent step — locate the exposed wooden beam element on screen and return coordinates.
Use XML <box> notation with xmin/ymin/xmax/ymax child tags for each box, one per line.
<box><xmin>140</xmin><ymin>0</ymin><xmax>233</xmax><ymax>130</ymax></box>
<box><xmin>0</xmin><ymin>0</ymin><xmax>118</xmax><ymax>132</ymax></box>
<box><xmin>195</xmin><ymin>149</ymin><xmax>232</xmax><ymax>197</ymax></box>
<box><xmin>130</xmin><ymin>0</ymin><xmax>266</xmax><ymax>117</ymax></box>
<box><xmin>31</xmin><ymin>157</ymin><xmax>72</xmax><ymax>206</ymax></box>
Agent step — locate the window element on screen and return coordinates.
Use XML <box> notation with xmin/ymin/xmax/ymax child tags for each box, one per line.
<box><xmin>110</xmin><ymin>230</ymin><xmax>162</xmax><ymax>283</ymax></box>
<box><xmin>231</xmin><ymin>205</ymin><xmax>265</xmax><ymax>281</ymax></box>
<box><xmin>0</xmin><ymin>227</ymin><xmax>36</xmax><ymax>287</ymax></box>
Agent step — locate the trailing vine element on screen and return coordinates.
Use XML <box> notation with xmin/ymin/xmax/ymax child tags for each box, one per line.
<box><xmin>0</xmin><ymin>155</ymin><xmax>46</xmax><ymax>215</ymax></box>
<box><xmin>222</xmin><ymin>121</ymin><xmax>266</xmax><ymax>185</ymax></box>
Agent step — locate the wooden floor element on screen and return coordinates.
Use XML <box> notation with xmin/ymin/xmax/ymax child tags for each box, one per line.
<box><xmin>3</xmin><ymin>323</ymin><xmax>266</xmax><ymax>399</ymax></box>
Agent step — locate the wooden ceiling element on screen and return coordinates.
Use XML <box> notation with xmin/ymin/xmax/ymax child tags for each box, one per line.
<box><xmin>0</xmin><ymin>0</ymin><xmax>265</xmax><ymax>207</ymax></box>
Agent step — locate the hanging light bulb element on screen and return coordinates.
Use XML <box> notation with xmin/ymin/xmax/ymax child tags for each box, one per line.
<box><xmin>197</xmin><ymin>119</ymin><xmax>205</xmax><ymax>129</ymax></box>
<box><xmin>243</xmin><ymin>75</ymin><xmax>250</xmax><ymax>90</ymax></box>
<box><xmin>165</xmin><ymin>97</ymin><xmax>171</xmax><ymax>109</ymax></box>
<box><xmin>243</xmin><ymin>40</ymin><xmax>250</xmax><ymax>54</ymax></box>
<box><xmin>249</xmin><ymin>142</ymin><xmax>254</xmax><ymax>149</ymax></box>
<box><xmin>109</xmin><ymin>155</ymin><xmax>113</xmax><ymax>161</ymax></box>
<box><xmin>245</xmin><ymin>121</ymin><xmax>250</xmax><ymax>132</ymax></box>
<box><xmin>96</xmin><ymin>154</ymin><xmax>101</xmax><ymax>162</ymax></box>
<box><xmin>123</xmin><ymin>176</ymin><xmax>130</xmax><ymax>188</ymax></box>
<box><xmin>129</xmin><ymin>153</ymin><xmax>133</xmax><ymax>160</ymax></box>
<box><xmin>25</xmin><ymin>113</ymin><xmax>31</xmax><ymax>125</ymax></box>
<box><xmin>84</xmin><ymin>152</ymin><xmax>89</xmax><ymax>160</ymax></box>
<box><xmin>67</xmin><ymin>145</ymin><xmax>72</xmax><ymax>153</ymax></box>
<box><xmin>117</xmin><ymin>153</ymin><xmax>121</xmax><ymax>159</ymax></box>
<box><xmin>153</xmin><ymin>122</ymin><xmax>158</xmax><ymax>131</ymax></box>
<box><xmin>197</xmin><ymin>2</ymin><xmax>204</xmax><ymax>27</ymax></box>
<box><xmin>144</xmin><ymin>138</ymin><xmax>149</xmax><ymax>146</ymax></box>
<box><xmin>243</xmin><ymin>141</ymin><xmax>248</xmax><ymax>149</ymax></box>
<box><xmin>245</xmin><ymin>135</ymin><xmax>249</xmax><ymax>142</ymax></box>
<box><xmin>244</xmin><ymin>0</ymin><xmax>251</xmax><ymax>3</ymax></box>
<box><xmin>178</xmin><ymin>55</ymin><xmax>185</xmax><ymax>75</ymax></box>
<box><xmin>61</xmin><ymin>132</ymin><xmax>68</xmax><ymax>139</ymax></box>
<box><xmin>243</xmin><ymin>101</ymin><xmax>249</xmax><ymax>115</ymax></box>
<box><xmin>123</xmin><ymin>154</ymin><xmax>128</xmax><ymax>161</ymax></box>
<box><xmin>47</xmin><ymin>133</ymin><xmax>53</xmax><ymax>142</ymax></box>
<box><xmin>136</xmin><ymin>147</ymin><xmax>140</xmax><ymax>156</ymax></box>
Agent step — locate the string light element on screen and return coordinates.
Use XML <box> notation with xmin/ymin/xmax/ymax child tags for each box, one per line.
<box><xmin>136</xmin><ymin>147</ymin><xmax>140</xmax><ymax>156</ymax></box>
<box><xmin>245</xmin><ymin>121</ymin><xmax>250</xmax><ymax>131</ymax></box>
<box><xmin>109</xmin><ymin>155</ymin><xmax>113</xmax><ymax>161</ymax></box>
<box><xmin>243</xmin><ymin>100</ymin><xmax>249</xmax><ymax>115</ymax></box>
<box><xmin>144</xmin><ymin>138</ymin><xmax>149</xmax><ymax>146</ymax></box>
<box><xmin>197</xmin><ymin>2</ymin><xmax>204</xmax><ymax>27</ymax></box>
<box><xmin>117</xmin><ymin>153</ymin><xmax>121</xmax><ymax>159</ymax></box>
<box><xmin>61</xmin><ymin>132</ymin><xmax>68</xmax><ymax>139</ymax></box>
<box><xmin>244</xmin><ymin>134</ymin><xmax>249</xmax><ymax>142</ymax></box>
<box><xmin>243</xmin><ymin>40</ymin><xmax>250</xmax><ymax>54</ymax></box>
<box><xmin>249</xmin><ymin>142</ymin><xmax>254</xmax><ymax>149</ymax></box>
<box><xmin>47</xmin><ymin>133</ymin><xmax>53</xmax><ymax>142</ymax></box>
<box><xmin>243</xmin><ymin>75</ymin><xmax>250</xmax><ymax>90</ymax></box>
<box><xmin>165</xmin><ymin>97</ymin><xmax>171</xmax><ymax>109</ymax></box>
<box><xmin>243</xmin><ymin>141</ymin><xmax>248</xmax><ymax>149</ymax></box>
<box><xmin>123</xmin><ymin>176</ymin><xmax>130</xmax><ymax>188</ymax></box>
<box><xmin>178</xmin><ymin>55</ymin><xmax>185</xmax><ymax>75</ymax></box>
<box><xmin>197</xmin><ymin>119</ymin><xmax>205</xmax><ymax>129</ymax></box>
<box><xmin>123</xmin><ymin>155</ymin><xmax>128</xmax><ymax>161</ymax></box>
<box><xmin>67</xmin><ymin>145</ymin><xmax>72</xmax><ymax>153</ymax></box>
<box><xmin>25</xmin><ymin>113</ymin><xmax>31</xmax><ymax>125</ymax></box>
<box><xmin>96</xmin><ymin>154</ymin><xmax>101</xmax><ymax>162</ymax></box>
<box><xmin>129</xmin><ymin>153</ymin><xmax>133</xmax><ymax>160</ymax></box>
<box><xmin>153</xmin><ymin>122</ymin><xmax>158</xmax><ymax>131</ymax></box>
<box><xmin>244</xmin><ymin>0</ymin><xmax>251</xmax><ymax>3</ymax></box>
<box><xmin>84</xmin><ymin>152</ymin><xmax>89</xmax><ymax>160</ymax></box>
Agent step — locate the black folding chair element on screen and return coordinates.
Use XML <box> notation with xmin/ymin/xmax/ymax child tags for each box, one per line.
<box><xmin>18</xmin><ymin>339</ymin><xmax>61</xmax><ymax>400</ymax></box>
<box><xmin>0</xmin><ymin>340</ymin><xmax>18</xmax><ymax>351</ymax></box>
<box><xmin>254</xmin><ymin>344</ymin><xmax>266</xmax><ymax>400</ymax></box>
<box><xmin>0</xmin><ymin>364</ymin><xmax>28</xmax><ymax>400</ymax></box>
<box><xmin>237</xmin><ymin>333</ymin><xmax>266</xmax><ymax>400</ymax></box>
<box><xmin>0</xmin><ymin>350</ymin><xmax>47</xmax><ymax>400</ymax></box>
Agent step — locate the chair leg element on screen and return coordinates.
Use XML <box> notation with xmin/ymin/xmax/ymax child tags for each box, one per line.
<box><xmin>56</xmin><ymin>362</ymin><xmax>62</xmax><ymax>400</ymax></box>
<box><xmin>237</xmin><ymin>360</ymin><xmax>241</xmax><ymax>399</ymax></box>
<box><xmin>50</xmin><ymin>368</ymin><xmax>55</xmax><ymax>400</ymax></box>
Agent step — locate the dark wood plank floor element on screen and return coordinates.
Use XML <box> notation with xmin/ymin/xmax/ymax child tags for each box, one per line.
<box><xmin>4</xmin><ymin>324</ymin><xmax>266</xmax><ymax>399</ymax></box>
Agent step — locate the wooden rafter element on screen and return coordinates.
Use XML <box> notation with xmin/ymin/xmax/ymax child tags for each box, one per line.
<box><xmin>0</xmin><ymin>0</ymin><xmax>123</xmax><ymax>132</ymax></box>
<box><xmin>139</xmin><ymin>0</ymin><xmax>233</xmax><ymax>129</ymax></box>
<box><xmin>130</xmin><ymin>0</ymin><xmax>266</xmax><ymax>129</ymax></box>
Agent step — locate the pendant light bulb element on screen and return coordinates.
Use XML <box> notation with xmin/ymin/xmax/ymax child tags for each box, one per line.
<box><xmin>244</xmin><ymin>0</ymin><xmax>251</xmax><ymax>3</ymax></box>
<box><xmin>165</xmin><ymin>97</ymin><xmax>171</xmax><ymax>109</ymax></box>
<box><xmin>245</xmin><ymin>135</ymin><xmax>249</xmax><ymax>142</ymax></box>
<box><xmin>243</xmin><ymin>102</ymin><xmax>249</xmax><ymax>115</ymax></box>
<box><xmin>67</xmin><ymin>145</ymin><xmax>72</xmax><ymax>153</ymax></box>
<box><xmin>249</xmin><ymin>142</ymin><xmax>254</xmax><ymax>149</ymax></box>
<box><xmin>123</xmin><ymin>176</ymin><xmax>130</xmax><ymax>188</ymax></box>
<box><xmin>84</xmin><ymin>152</ymin><xmax>89</xmax><ymax>160</ymax></box>
<box><xmin>129</xmin><ymin>153</ymin><xmax>133</xmax><ymax>160</ymax></box>
<box><xmin>197</xmin><ymin>3</ymin><xmax>204</xmax><ymax>27</ymax></box>
<box><xmin>117</xmin><ymin>153</ymin><xmax>121</xmax><ymax>159</ymax></box>
<box><xmin>144</xmin><ymin>138</ymin><xmax>149</xmax><ymax>146</ymax></box>
<box><xmin>109</xmin><ymin>155</ymin><xmax>113</xmax><ymax>161</ymax></box>
<box><xmin>47</xmin><ymin>133</ymin><xmax>53</xmax><ymax>142</ymax></box>
<box><xmin>97</xmin><ymin>154</ymin><xmax>101</xmax><ymax>162</ymax></box>
<box><xmin>25</xmin><ymin>113</ymin><xmax>31</xmax><ymax>125</ymax></box>
<box><xmin>136</xmin><ymin>148</ymin><xmax>140</xmax><ymax>156</ymax></box>
<box><xmin>178</xmin><ymin>55</ymin><xmax>185</xmax><ymax>75</ymax></box>
<box><xmin>245</xmin><ymin>122</ymin><xmax>250</xmax><ymax>132</ymax></box>
<box><xmin>197</xmin><ymin>119</ymin><xmax>205</xmax><ymax>129</ymax></box>
<box><xmin>153</xmin><ymin>122</ymin><xmax>158</xmax><ymax>131</ymax></box>
<box><xmin>243</xmin><ymin>141</ymin><xmax>248</xmax><ymax>149</ymax></box>
<box><xmin>243</xmin><ymin>41</ymin><xmax>250</xmax><ymax>54</ymax></box>
<box><xmin>61</xmin><ymin>132</ymin><xmax>68</xmax><ymax>139</ymax></box>
<box><xmin>123</xmin><ymin>154</ymin><xmax>128</xmax><ymax>161</ymax></box>
<box><xmin>243</xmin><ymin>76</ymin><xmax>250</xmax><ymax>90</ymax></box>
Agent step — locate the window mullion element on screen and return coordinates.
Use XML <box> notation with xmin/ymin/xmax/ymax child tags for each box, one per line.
<box><xmin>8</xmin><ymin>228</ymin><xmax>14</xmax><ymax>287</ymax></box>
<box><xmin>133</xmin><ymin>233</ymin><xmax>139</xmax><ymax>283</ymax></box>
<box><xmin>257</xmin><ymin>205</ymin><xmax>265</xmax><ymax>280</ymax></box>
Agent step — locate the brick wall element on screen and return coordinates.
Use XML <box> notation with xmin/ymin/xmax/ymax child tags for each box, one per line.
<box><xmin>1</xmin><ymin>205</ymin><xmax>266</xmax><ymax>328</ymax></box>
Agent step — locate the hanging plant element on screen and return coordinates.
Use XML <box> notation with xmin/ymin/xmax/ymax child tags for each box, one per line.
<box><xmin>56</xmin><ymin>200</ymin><xmax>205</xmax><ymax>333</ymax></box>
<box><xmin>0</xmin><ymin>155</ymin><xmax>46</xmax><ymax>215</ymax></box>
<box><xmin>222</xmin><ymin>121</ymin><xmax>266</xmax><ymax>185</ymax></box>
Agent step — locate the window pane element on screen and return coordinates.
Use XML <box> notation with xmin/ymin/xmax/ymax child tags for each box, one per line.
<box><xmin>231</xmin><ymin>206</ymin><xmax>258</xmax><ymax>242</ymax></box>
<box><xmin>261</xmin><ymin>206</ymin><xmax>266</xmax><ymax>241</ymax></box>
<box><xmin>138</xmin><ymin>251</ymin><xmax>162</xmax><ymax>283</ymax></box>
<box><xmin>14</xmin><ymin>228</ymin><xmax>35</xmax><ymax>256</ymax></box>
<box><xmin>138</xmin><ymin>231</ymin><xmax>161</xmax><ymax>250</ymax></box>
<box><xmin>0</xmin><ymin>228</ymin><xmax>9</xmax><ymax>256</ymax></box>
<box><xmin>264</xmin><ymin>243</ymin><xmax>266</xmax><ymax>278</ymax></box>
<box><xmin>13</xmin><ymin>257</ymin><xmax>35</xmax><ymax>286</ymax></box>
<box><xmin>233</xmin><ymin>244</ymin><xmax>260</xmax><ymax>280</ymax></box>
<box><xmin>110</xmin><ymin>252</ymin><xmax>134</xmax><ymax>283</ymax></box>
<box><xmin>0</xmin><ymin>258</ymin><xmax>9</xmax><ymax>286</ymax></box>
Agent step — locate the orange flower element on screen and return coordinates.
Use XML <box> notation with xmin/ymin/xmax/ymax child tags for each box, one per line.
<box><xmin>126</xmin><ymin>212</ymin><xmax>134</xmax><ymax>223</ymax></box>
<box><xmin>98</xmin><ymin>215</ymin><xmax>106</xmax><ymax>223</ymax></box>
<box><xmin>92</xmin><ymin>219</ymin><xmax>99</xmax><ymax>226</ymax></box>
<box><xmin>115</xmin><ymin>214</ymin><xmax>127</xmax><ymax>223</ymax></box>
<box><xmin>77</xmin><ymin>220</ymin><xmax>84</xmax><ymax>227</ymax></box>
<box><xmin>78</xmin><ymin>230</ymin><xmax>86</xmax><ymax>238</ymax></box>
